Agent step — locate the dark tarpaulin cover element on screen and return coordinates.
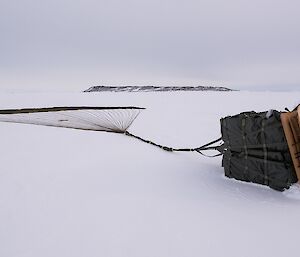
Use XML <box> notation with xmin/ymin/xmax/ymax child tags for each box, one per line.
<box><xmin>220</xmin><ymin>110</ymin><xmax>298</xmax><ymax>191</ymax></box>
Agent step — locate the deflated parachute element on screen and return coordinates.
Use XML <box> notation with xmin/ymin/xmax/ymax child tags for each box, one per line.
<box><xmin>0</xmin><ymin>105</ymin><xmax>222</xmax><ymax>154</ymax></box>
<box><xmin>0</xmin><ymin>106</ymin><xmax>143</xmax><ymax>133</ymax></box>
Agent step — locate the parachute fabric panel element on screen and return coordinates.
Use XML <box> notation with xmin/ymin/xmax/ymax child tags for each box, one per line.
<box><xmin>0</xmin><ymin>107</ymin><xmax>144</xmax><ymax>133</ymax></box>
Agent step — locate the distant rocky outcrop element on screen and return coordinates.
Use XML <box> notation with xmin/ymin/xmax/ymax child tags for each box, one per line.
<box><xmin>83</xmin><ymin>85</ymin><xmax>233</xmax><ymax>92</ymax></box>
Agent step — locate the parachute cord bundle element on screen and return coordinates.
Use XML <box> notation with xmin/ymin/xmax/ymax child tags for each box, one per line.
<box><xmin>124</xmin><ymin>131</ymin><xmax>223</xmax><ymax>157</ymax></box>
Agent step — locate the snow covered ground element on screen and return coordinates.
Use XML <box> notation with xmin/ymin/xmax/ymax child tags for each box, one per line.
<box><xmin>0</xmin><ymin>91</ymin><xmax>300</xmax><ymax>257</ymax></box>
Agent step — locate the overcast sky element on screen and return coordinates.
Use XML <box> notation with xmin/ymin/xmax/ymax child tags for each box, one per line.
<box><xmin>0</xmin><ymin>0</ymin><xmax>299</xmax><ymax>92</ymax></box>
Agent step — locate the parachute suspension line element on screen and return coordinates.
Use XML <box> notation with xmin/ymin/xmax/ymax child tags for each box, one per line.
<box><xmin>124</xmin><ymin>131</ymin><xmax>223</xmax><ymax>157</ymax></box>
<box><xmin>124</xmin><ymin>131</ymin><xmax>176</xmax><ymax>152</ymax></box>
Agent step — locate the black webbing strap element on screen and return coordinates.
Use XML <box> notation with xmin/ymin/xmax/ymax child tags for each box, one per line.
<box><xmin>261</xmin><ymin>119</ymin><xmax>269</xmax><ymax>185</ymax></box>
<box><xmin>194</xmin><ymin>137</ymin><xmax>224</xmax><ymax>157</ymax></box>
<box><xmin>195</xmin><ymin>150</ymin><xmax>223</xmax><ymax>158</ymax></box>
<box><xmin>195</xmin><ymin>137</ymin><xmax>223</xmax><ymax>150</ymax></box>
<box><xmin>242</xmin><ymin>116</ymin><xmax>248</xmax><ymax>178</ymax></box>
<box><xmin>124</xmin><ymin>131</ymin><xmax>223</xmax><ymax>157</ymax></box>
<box><xmin>223</xmin><ymin>118</ymin><xmax>232</xmax><ymax>175</ymax></box>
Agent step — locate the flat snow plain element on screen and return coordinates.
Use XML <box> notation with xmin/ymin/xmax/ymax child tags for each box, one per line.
<box><xmin>0</xmin><ymin>91</ymin><xmax>300</xmax><ymax>257</ymax></box>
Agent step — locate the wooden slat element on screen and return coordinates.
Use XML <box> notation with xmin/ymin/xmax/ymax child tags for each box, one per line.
<box><xmin>281</xmin><ymin>107</ymin><xmax>300</xmax><ymax>181</ymax></box>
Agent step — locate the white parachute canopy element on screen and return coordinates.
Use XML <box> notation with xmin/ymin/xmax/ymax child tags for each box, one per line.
<box><xmin>0</xmin><ymin>106</ymin><xmax>144</xmax><ymax>133</ymax></box>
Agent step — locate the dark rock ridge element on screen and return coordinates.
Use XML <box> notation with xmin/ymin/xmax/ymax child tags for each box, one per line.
<box><xmin>84</xmin><ymin>85</ymin><xmax>233</xmax><ymax>92</ymax></box>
